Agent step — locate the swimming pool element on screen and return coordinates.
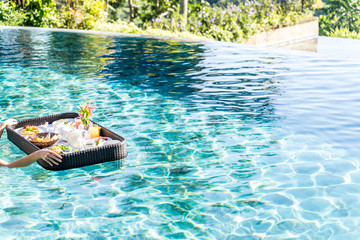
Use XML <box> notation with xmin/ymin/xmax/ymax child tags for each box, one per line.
<box><xmin>1</xmin><ymin>27</ymin><xmax>360</xmax><ymax>239</ymax></box>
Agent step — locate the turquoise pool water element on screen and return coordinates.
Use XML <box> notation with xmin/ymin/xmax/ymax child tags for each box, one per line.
<box><xmin>1</xmin><ymin>28</ymin><xmax>360</xmax><ymax>239</ymax></box>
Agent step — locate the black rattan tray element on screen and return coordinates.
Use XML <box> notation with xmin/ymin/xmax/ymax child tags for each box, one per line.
<box><xmin>6</xmin><ymin>112</ymin><xmax>127</xmax><ymax>171</ymax></box>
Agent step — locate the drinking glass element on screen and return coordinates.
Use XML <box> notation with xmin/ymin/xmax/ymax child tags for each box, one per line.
<box><xmin>75</xmin><ymin>117</ymin><xmax>82</xmax><ymax>129</ymax></box>
<box><xmin>89</xmin><ymin>125</ymin><xmax>101</xmax><ymax>138</ymax></box>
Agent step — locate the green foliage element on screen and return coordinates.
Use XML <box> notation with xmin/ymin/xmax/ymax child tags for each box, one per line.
<box><xmin>94</xmin><ymin>20</ymin><xmax>209</xmax><ymax>40</ymax></box>
<box><xmin>327</xmin><ymin>27</ymin><xmax>360</xmax><ymax>39</ymax></box>
<box><xmin>1</xmin><ymin>0</ymin><xmax>317</xmax><ymax>43</ymax></box>
<box><xmin>107</xmin><ymin>0</ymin><xmax>178</xmax><ymax>25</ymax></box>
<box><xmin>57</xmin><ymin>7</ymin><xmax>82</xmax><ymax>29</ymax></box>
<box><xmin>0</xmin><ymin>0</ymin><xmax>106</xmax><ymax>29</ymax></box>
<box><xmin>107</xmin><ymin>0</ymin><xmax>128</xmax><ymax>22</ymax></box>
<box><xmin>138</xmin><ymin>0</ymin><xmax>177</xmax><ymax>22</ymax></box>
<box><xmin>94</xmin><ymin>20</ymin><xmax>142</xmax><ymax>33</ymax></box>
<box><xmin>143</xmin><ymin>0</ymin><xmax>313</xmax><ymax>43</ymax></box>
<box><xmin>0</xmin><ymin>1</ymin><xmax>26</xmax><ymax>26</ymax></box>
<box><xmin>318</xmin><ymin>0</ymin><xmax>360</xmax><ymax>37</ymax></box>
<box><xmin>58</xmin><ymin>0</ymin><xmax>106</xmax><ymax>29</ymax></box>
<box><xmin>22</xmin><ymin>0</ymin><xmax>59</xmax><ymax>27</ymax></box>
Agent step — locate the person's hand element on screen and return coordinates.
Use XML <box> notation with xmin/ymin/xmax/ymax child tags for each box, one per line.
<box><xmin>36</xmin><ymin>149</ymin><xmax>62</xmax><ymax>167</ymax></box>
<box><xmin>0</xmin><ymin>119</ymin><xmax>18</xmax><ymax>129</ymax></box>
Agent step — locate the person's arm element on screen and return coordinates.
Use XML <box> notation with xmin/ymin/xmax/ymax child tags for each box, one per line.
<box><xmin>0</xmin><ymin>149</ymin><xmax>62</xmax><ymax>168</ymax></box>
<box><xmin>0</xmin><ymin>119</ymin><xmax>18</xmax><ymax>138</ymax></box>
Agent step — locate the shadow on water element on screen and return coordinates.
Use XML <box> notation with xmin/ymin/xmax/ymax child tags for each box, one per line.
<box><xmin>100</xmin><ymin>37</ymin><xmax>285</xmax><ymax>122</ymax></box>
<box><xmin>101</xmin><ymin>37</ymin><xmax>207</xmax><ymax>98</ymax></box>
<box><xmin>0</xmin><ymin>29</ymin><xmax>114</xmax><ymax>75</ymax></box>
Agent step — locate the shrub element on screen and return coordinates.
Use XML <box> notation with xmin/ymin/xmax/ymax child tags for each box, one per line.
<box><xmin>58</xmin><ymin>0</ymin><xmax>107</xmax><ymax>30</ymax></box>
<box><xmin>1</xmin><ymin>0</ymin><xmax>317</xmax><ymax>43</ymax></box>
<box><xmin>22</xmin><ymin>0</ymin><xmax>59</xmax><ymax>27</ymax></box>
<box><xmin>0</xmin><ymin>0</ymin><xmax>106</xmax><ymax>29</ymax></box>
<box><xmin>144</xmin><ymin>0</ymin><xmax>313</xmax><ymax>43</ymax></box>
<box><xmin>94</xmin><ymin>20</ymin><xmax>141</xmax><ymax>33</ymax></box>
<box><xmin>328</xmin><ymin>27</ymin><xmax>360</xmax><ymax>39</ymax></box>
<box><xmin>0</xmin><ymin>1</ymin><xmax>26</xmax><ymax>26</ymax></box>
<box><xmin>318</xmin><ymin>0</ymin><xmax>360</xmax><ymax>37</ymax></box>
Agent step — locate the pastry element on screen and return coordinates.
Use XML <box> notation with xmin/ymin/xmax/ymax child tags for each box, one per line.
<box><xmin>21</xmin><ymin>125</ymin><xmax>40</xmax><ymax>135</ymax></box>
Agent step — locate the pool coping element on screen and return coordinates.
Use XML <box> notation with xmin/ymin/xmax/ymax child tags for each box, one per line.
<box><xmin>0</xmin><ymin>25</ymin><xmax>208</xmax><ymax>44</ymax></box>
<box><xmin>0</xmin><ymin>24</ymin><xmax>318</xmax><ymax>52</ymax></box>
<box><xmin>245</xmin><ymin>17</ymin><xmax>319</xmax><ymax>47</ymax></box>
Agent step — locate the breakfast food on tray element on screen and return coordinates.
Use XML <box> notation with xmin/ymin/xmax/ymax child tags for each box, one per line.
<box><xmin>30</xmin><ymin>133</ymin><xmax>61</xmax><ymax>148</ymax></box>
<box><xmin>16</xmin><ymin>104</ymin><xmax>113</xmax><ymax>154</ymax></box>
<box><xmin>51</xmin><ymin>144</ymin><xmax>72</xmax><ymax>154</ymax></box>
<box><xmin>32</xmin><ymin>135</ymin><xmax>51</xmax><ymax>143</ymax></box>
<box><xmin>32</xmin><ymin>133</ymin><xmax>60</xmax><ymax>143</ymax></box>
<box><xmin>21</xmin><ymin>125</ymin><xmax>40</xmax><ymax>135</ymax></box>
<box><xmin>51</xmin><ymin>145</ymin><xmax>62</xmax><ymax>154</ymax></box>
<box><xmin>95</xmin><ymin>137</ymin><xmax>108</xmax><ymax>146</ymax></box>
<box><xmin>17</xmin><ymin>121</ymin><xmax>114</xmax><ymax>153</ymax></box>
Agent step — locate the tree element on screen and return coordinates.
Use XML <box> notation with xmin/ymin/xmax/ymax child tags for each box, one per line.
<box><xmin>180</xmin><ymin>0</ymin><xmax>187</xmax><ymax>25</ymax></box>
<box><xmin>128</xmin><ymin>0</ymin><xmax>134</xmax><ymax>22</ymax></box>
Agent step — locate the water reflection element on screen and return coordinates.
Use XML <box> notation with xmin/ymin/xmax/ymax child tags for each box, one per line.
<box><xmin>46</xmin><ymin>32</ymin><xmax>115</xmax><ymax>75</ymax></box>
<box><xmin>101</xmin><ymin>38</ymin><xmax>206</xmax><ymax>97</ymax></box>
<box><xmin>101</xmin><ymin>38</ymin><xmax>286</xmax><ymax>121</ymax></box>
<box><xmin>0</xmin><ymin>29</ymin><xmax>114</xmax><ymax>76</ymax></box>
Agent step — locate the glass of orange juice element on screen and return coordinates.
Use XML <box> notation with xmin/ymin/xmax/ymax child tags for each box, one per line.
<box><xmin>89</xmin><ymin>125</ymin><xmax>101</xmax><ymax>138</ymax></box>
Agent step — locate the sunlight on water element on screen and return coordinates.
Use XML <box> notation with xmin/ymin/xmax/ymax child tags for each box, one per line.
<box><xmin>1</xmin><ymin>28</ymin><xmax>360</xmax><ymax>239</ymax></box>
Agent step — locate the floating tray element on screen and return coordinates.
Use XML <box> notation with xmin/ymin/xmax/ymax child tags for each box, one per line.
<box><xmin>6</xmin><ymin>112</ymin><xmax>127</xmax><ymax>171</ymax></box>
